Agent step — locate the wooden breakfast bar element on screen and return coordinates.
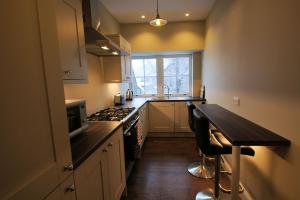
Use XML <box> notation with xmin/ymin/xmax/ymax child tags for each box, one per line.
<box><xmin>194</xmin><ymin>104</ymin><xmax>290</xmax><ymax>200</ymax></box>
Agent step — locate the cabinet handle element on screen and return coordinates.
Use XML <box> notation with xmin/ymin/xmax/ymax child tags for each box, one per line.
<box><xmin>64</xmin><ymin>70</ymin><xmax>71</xmax><ymax>76</ymax></box>
<box><xmin>64</xmin><ymin>164</ymin><xmax>73</xmax><ymax>171</ymax></box>
<box><xmin>65</xmin><ymin>184</ymin><xmax>75</xmax><ymax>192</ymax></box>
<box><xmin>103</xmin><ymin>148</ymin><xmax>108</xmax><ymax>152</ymax></box>
<box><xmin>108</xmin><ymin>142</ymin><xmax>113</xmax><ymax>147</ymax></box>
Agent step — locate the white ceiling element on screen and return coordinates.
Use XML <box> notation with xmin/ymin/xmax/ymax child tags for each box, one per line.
<box><xmin>100</xmin><ymin>0</ymin><xmax>216</xmax><ymax>23</ymax></box>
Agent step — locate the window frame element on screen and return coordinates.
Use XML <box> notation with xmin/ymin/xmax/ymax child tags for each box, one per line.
<box><xmin>132</xmin><ymin>54</ymin><xmax>193</xmax><ymax>97</ymax></box>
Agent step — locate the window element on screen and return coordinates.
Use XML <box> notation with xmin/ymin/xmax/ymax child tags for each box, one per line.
<box><xmin>132</xmin><ymin>58</ymin><xmax>157</xmax><ymax>95</ymax></box>
<box><xmin>131</xmin><ymin>54</ymin><xmax>192</xmax><ymax>96</ymax></box>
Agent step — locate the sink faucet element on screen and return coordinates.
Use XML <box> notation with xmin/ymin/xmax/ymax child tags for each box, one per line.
<box><xmin>163</xmin><ymin>84</ymin><xmax>170</xmax><ymax>98</ymax></box>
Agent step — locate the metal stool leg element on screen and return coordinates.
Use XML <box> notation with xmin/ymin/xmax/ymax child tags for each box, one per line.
<box><xmin>196</xmin><ymin>155</ymin><xmax>224</xmax><ymax>200</ymax></box>
<box><xmin>188</xmin><ymin>152</ymin><xmax>215</xmax><ymax>178</ymax></box>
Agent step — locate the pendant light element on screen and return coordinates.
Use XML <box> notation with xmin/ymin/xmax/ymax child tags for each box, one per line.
<box><xmin>150</xmin><ymin>0</ymin><xmax>167</xmax><ymax>27</ymax></box>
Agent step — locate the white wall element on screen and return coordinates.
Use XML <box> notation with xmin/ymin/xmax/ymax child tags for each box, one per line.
<box><xmin>121</xmin><ymin>21</ymin><xmax>205</xmax><ymax>52</ymax></box>
<box><xmin>203</xmin><ymin>0</ymin><xmax>300</xmax><ymax>199</ymax></box>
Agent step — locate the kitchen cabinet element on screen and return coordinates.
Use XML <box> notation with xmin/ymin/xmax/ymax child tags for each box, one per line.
<box><xmin>139</xmin><ymin>103</ymin><xmax>149</xmax><ymax>145</ymax></box>
<box><xmin>174</xmin><ymin>102</ymin><xmax>192</xmax><ymax>132</ymax></box>
<box><xmin>57</xmin><ymin>0</ymin><xmax>87</xmax><ymax>81</ymax></box>
<box><xmin>149</xmin><ymin>102</ymin><xmax>175</xmax><ymax>132</ymax></box>
<box><xmin>74</xmin><ymin>127</ymin><xmax>126</xmax><ymax>200</ymax></box>
<box><xmin>40</xmin><ymin>0</ymin><xmax>87</xmax><ymax>81</ymax></box>
<box><xmin>102</xmin><ymin>35</ymin><xmax>131</xmax><ymax>83</ymax></box>
<box><xmin>44</xmin><ymin>175</ymin><xmax>76</xmax><ymax>200</ymax></box>
<box><xmin>1</xmin><ymin>1</ymin><xmax>74</xmax><ymax>199</ymax></box>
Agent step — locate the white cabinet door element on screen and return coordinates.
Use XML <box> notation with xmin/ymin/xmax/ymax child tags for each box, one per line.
<box><xmin>174</xmin><ymin>102</ymin><xmax>192</xmax><ymax>132</ymax></box>
<box><xmin>149</xmin><ymin>102</ymin><xmax>175</xmax><ymax>132</ymax></box>
<box><xmin>107</xmin><ymin>128</ymin><xmax>126</xmax><ymax>200</ymax></box>
<box><xmin>103</xmin><ymin>35</ymin><xmax>131</xmax><ymax>83</ymax></box>
<box><xmin>74</xmin><ymin>144</ymin><xmax>109</xmax><ymax>200</ymax></box>
<box><xmin>74</xmin><ymin>127</ymin><xmax>125</xmax><ymax>200</ymax></box>
<box><xmin>56</xmin><ymin>0</ymin><xmax>87</xmax><ymax>80</ymax></box>
<box><xmin>45</xmin><ymin>175</ymin><xmax>76</xmax><ymax>200</ymax></box>
<box><xmin>1</xmin><ymin>1</ymin><xmax>73</xmax><ymax>199</ymax></box>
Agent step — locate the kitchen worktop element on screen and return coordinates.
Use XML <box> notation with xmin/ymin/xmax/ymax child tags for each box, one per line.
<box><xmin>114</xmin><ymin>96</ymin><xmax>206</xmax><ymax>122</ymax></box>
<box><xmin>70</xmin><ymin>121</ymin><xmax>122</xmax><ymax>168</ymax></box>
<box><xmin>118</xmin><ymin>96</ymin><xmax>206</xmax><ymax>113</ymax></box>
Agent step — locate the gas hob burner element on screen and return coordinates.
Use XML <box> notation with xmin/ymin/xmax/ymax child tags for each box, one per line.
<box><xmin>87</xmin><ymin>107</ymin><xmax>136</xmax><ymax>121</ymax></box>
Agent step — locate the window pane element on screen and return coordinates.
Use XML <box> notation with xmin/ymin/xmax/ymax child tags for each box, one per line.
<box><xmin>164</xmin><ymin>76</ymin><xmax>177</xmax><ymax>94</ymax></box>
<box><xmin>177</xmin><ymin>57</ymin><xmax>189</xmax><ymax>76</ymax></box>
<box><xmin>132</xmin><ymin>59</ymin><xmax>144</xmax><ymax>77</ymax></box>
<box><xmin>134</xmin><ymin>77</ymin><xmax>145</xmax><ymax>95</ymax></box>
<box><xmin>177</xmin><ymin>75</ymin><xmax>189</xmax><ymax>94</ymax></box>
<box><xmin>163</xmin><ymin>56</ymin><xmax>190</xmax><ymax>95</ymax></box>
<box><xmin>144</xmin><ymin>59</ymin><xmax>156</xmax><ymax>76</ymax></box>
<box><xmin>144</xmin><ymin>77</ymin><xmax>157</xmax><ymax>94</ymax></box>
<box><xmin>163</xmin><ymin>58</ymin><xmax>176</xmax><ymax>76</ymax></box>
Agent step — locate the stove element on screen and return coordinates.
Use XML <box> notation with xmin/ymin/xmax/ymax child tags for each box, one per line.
<box><xmin>87</xmin><ymin>106</ymin><xmax>141</xmax><ymax>180</ymax></box>
<box><xmin>87</xmin><ymin>107</ymin><xmax>136</xmax><ymax>121</ymax></box>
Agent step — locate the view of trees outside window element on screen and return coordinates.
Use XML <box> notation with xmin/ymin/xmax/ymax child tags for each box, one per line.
<box><xmin>163</xmin><ymin>57</ymin><xmax>190</xmax><ymax>94</ymax></box>
<box><xmin>131</xmin><ymin>55</ymin><xmax>191</xmax><ymax>96</ymax></box>
<box><xmin>131</xmin><ymin>58</ymin><xmax>157</xmax><ymax>95</ymax></box>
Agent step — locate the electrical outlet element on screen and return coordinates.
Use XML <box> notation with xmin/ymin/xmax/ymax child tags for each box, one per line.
<box><xmin>233</xmin><ymin>96</ymin><xmax>240</xmax><ymax>106</ymax></box>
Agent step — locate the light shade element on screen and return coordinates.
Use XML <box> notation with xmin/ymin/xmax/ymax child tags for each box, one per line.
<box><xmin>150</xmin><ymin>14</ymin><xmax>167</xmax><ymax>27</ymax></box>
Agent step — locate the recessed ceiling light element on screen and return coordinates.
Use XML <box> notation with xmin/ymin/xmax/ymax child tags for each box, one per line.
<box><xmin>185</xmin><ymin>13</ymin><xmax>190</xmax><ymax>17</ymax></box>
<box><xmin>141</xmin><ymin>15</ymin><xmax>146</xmax><ymax>19</ymax></box>
<box><xmin>101</xmin><ymin>46</ymin><xmax>109</xmax><ymax>50</ymax></box>
<box><xmin>112</xmin><ymin>51</ymin><xmax>119</xmax><ymax>55</ymax></box>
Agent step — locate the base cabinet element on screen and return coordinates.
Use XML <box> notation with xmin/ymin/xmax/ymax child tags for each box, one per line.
<box><xmin>174</xmin><ymin>102</ymin><xmax>192</xmax><ymax>132</ymax></box>
<box><xmin>74</xmin><ymin>127</ymin><xmax>126</xmax><ymax>200</ymax></box>
<box><xmin>149</xmin><ymin>102</ymin><xmax>175</xmax><ymax>132</ymax></box>
<box><xmin>149</xmin><ymin>101</ymin><xmax>203</xmax><ymax>134</ymax></box>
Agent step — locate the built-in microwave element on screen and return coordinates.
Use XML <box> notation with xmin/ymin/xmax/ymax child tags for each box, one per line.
<box><xmin>65</xmin><ymin>99</ymin><xmax>88</xmax><ymax>138</ymax></box>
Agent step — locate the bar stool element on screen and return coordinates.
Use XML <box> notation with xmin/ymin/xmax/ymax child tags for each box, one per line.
<box><xmin>193</xmin><ymin>109</ymin><xmax>255</xmax><ymax>200</ymax></box>
<box><xmin>187</xmin><ymin>102</ymin><xmax>215</xmax><ymax>179</ymax></box>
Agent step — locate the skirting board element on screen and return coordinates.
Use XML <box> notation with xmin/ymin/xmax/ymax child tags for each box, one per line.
<box><xmin>221</xmin><ymin>156</ymin><xmax>254</xmax><ymax>200</ymax></box>
<box><xmin>148</xmin><ymin>132</ymin><xmax>194</xmax><ymax>137</ymax></box>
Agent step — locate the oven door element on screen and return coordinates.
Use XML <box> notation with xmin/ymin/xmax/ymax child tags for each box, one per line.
<box><xmin>123</xmin><ymin>117</ymin><xmax>140</xmax><ymax>161</ymax></box>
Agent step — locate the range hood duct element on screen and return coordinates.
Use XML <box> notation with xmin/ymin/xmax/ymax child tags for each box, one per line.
<box><xmin>82</xmin><ymin>0</ymin><xmax>126</xmax><ymax>56</ymax></box>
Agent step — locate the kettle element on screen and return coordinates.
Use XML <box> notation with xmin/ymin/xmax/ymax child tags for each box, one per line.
<box><xmin>126</xmin><ymin>89</ymin><xmax>133</xmax><ymax>100</ymax></box>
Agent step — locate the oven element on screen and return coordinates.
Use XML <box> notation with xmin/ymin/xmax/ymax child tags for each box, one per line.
<box><xmin>123</xmin><ymin>115</ymin><xmax>140</xmax><ymax>160</ymax></box>
<box><xmin>123</xmin><ymin>113</ymin><xmax>142</xmax><ymax>179</ymax></box>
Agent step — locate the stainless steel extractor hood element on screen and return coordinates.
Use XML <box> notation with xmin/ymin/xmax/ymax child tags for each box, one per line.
<box><xmin>82</xmin><ymin>0</ymin><xmax>126</xmax><ymax>56</ymax></box>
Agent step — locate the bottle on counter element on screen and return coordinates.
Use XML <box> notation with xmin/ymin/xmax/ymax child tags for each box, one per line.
<box><xmin>200</xmin><ymin>85</ymin><xmax>205</xmax><ymax>99</ymax></box>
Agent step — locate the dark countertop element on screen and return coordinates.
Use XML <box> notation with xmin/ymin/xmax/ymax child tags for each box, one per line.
<box><xmin>70</xmin><ymin>121</ymin><xmax>122</xmax><ymax>169</ymax></box>
<box><xmin>71</xmin><ymin>96</ymin><xmax>205</xmax><ymax>168</ymax></box>
<box><xmin>195</xmin><ymin>104</ymin><xmax>290</xmax><ymax>146</ymax></box>
<box><xmin>115</xmin><ymin>96</ymin><xmax>206</xmax><ymax>122</ymax></box>
<box><xmin>120</xmin><ymin>96</ymin><xmax>205</xmax><ymax>110</ymax></box>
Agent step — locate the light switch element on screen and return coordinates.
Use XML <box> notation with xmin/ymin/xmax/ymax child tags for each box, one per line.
<box><xmin>233</xmin><ymin>96</ymin><xmax>240</xmax><ymax>106</ymax></box>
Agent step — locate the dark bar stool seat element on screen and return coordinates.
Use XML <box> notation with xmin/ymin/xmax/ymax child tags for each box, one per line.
<box><xmin>193</xmin><ymin>109</ymin><xmax>255</xmax><ymax>200</ymax></box>
<box><xmin>187</xmin><ymin>102</ymin><xmax>215</xmax><ymax>179</ymax></box>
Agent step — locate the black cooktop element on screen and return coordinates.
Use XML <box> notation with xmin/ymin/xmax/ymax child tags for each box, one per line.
<box><xmin>87</xmin><ymin>107</ymin><xmax>136</xmax><ymax>121</ymax></box>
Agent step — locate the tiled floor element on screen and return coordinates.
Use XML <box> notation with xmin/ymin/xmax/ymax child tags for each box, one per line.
<box><xmin>122</xmin><ymin>137</ymin><xmax>234</xmax><ymax>200</ymax></box>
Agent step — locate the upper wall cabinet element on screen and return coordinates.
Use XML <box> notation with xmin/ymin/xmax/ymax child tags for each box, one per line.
<box><xmin>56</xmin><ymin>0</ymin><xmax>88</xmax><ymax>81</ymax></box>
<box><xmin>102</xmin><ymin>35</ymin><xmax>132</xmax><ymax>83</ymax></box>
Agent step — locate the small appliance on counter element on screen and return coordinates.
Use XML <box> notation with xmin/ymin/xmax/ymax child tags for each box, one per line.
<box><xmin>114</xmin><ymin>93</ymin><xmax>126</xmax><ymax>105</ymax></box>
<box><xmin>65</xmin><ymin>99</ymin><xmax>88</xmax><ymax>138</ymax></box>
<box><xmin>126</xmin><ymin>89</ymin><xmax>133</xmax><ymax>100</ymax></box>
